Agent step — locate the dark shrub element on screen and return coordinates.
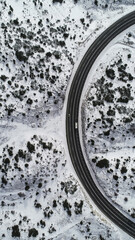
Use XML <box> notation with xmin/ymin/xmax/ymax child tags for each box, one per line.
<box><xmin>63</xmin><ymin>199</ymin><xmax>72</xmax><ymax>216</ymax></box>
<box><xmin>27</xmin><ymin>142</ymin><xmax>35</xmax><ymax>153</ymax></box>
<box><xmin>53</xmin><ymin>0</ymin><xmax>63</xmax><ymax>3</ymax></box>
<box><xmin>16</xmin><ymin>51</ymin><xmax>28</xmax><ymax>62</ymax></box>
<box><xmin>113</xmin><ymin>175</ymin><xmax>118</xmax><ymax>181</ymax></box>
<box><xmin>3</xmin><ymin>158</ymin><xmax>10</xmax><ymax>165</ymax></box>
<box><xmin>28</xmin><ymin>228</ymin><xmax>38</xmax><ymax>237</ymax></box>
<box><xmin>106</xmin><ymin>68</ymin><xmax>115</xmax><ymax>80</ymax></box>
<box><xmin>96</xmin><ymin>159</ymin><xmax>109</xmax><ymax>168</ymax></box>
<box><xmin>74</xmin><ymin>200</ymin><xmax>83</xmax><ymax>214</ymax></box>
<box><xmin>12</xmin><ymin>225</ymin><xmax>20</xmax><ymax>237</ymax></box>
<box><xmin>53</xmin><ymin>200</ymin><xmax>57</xmax><ymax>207</ymax></box>
<box><xmin>121</xmin><ymin>166</ymin><xmax>127</xmax><ymax>174</ymax></box>
<box><xmin>26</xmin><ymin>98</ymin><xmax>33</xmax><ymax>105</ymax></box>
<box><xmin>18</xmin><ymin>149</ymin><xmax>25</xmax><ymax>158</ymax></box>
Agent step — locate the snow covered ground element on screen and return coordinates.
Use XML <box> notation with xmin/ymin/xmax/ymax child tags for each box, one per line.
<box><xmin>82</xmin><ymin>24</ymin><xmax>135</xmax><ymax>225</ymax></box>
<box><xmin>0</xmin><ymin>0</ymin><xmax>135</xmax><ymax>239</ymax></box>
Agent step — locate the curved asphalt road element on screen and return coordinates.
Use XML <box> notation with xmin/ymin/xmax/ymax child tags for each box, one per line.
<box><xmin>66</xmin><ymin>11</ymin><xmax>135</xmax><ymax>238</ymax></box>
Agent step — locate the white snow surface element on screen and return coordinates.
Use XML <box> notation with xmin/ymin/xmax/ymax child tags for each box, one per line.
<box><xmin>0</xmin><ymin>0</ymin><xmax>135</xmax><ymax>239</ymax></box>
<box><xmin>82</xmin><ymin>26</ymin><xmax>135</xmax><ymax>229</ymax></box>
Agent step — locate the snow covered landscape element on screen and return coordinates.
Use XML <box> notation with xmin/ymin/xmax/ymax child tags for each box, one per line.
<box><xmin>0</xmin><ymin>0</ymin><xmax>135</xmax><ymax>239</ymax></box>
<box><xmin>83</xmin><ymin>34</ymin><xmax>135</xmax><ymax>213</ymax></box>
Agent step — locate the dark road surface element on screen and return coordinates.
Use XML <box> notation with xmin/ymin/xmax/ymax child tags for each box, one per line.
<box><xmin>66</xmin><ymin>11</ymin><xmax>135</xmax><ymax>238</ymax></box>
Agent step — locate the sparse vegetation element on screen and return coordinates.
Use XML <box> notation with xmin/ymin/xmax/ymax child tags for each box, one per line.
<box><xmin>28</xmin><ymin>228</ymin><xmax>38</xmax><ymax>237</ymax></box>
<box><xmin>0</xmin><ymin>0</ymin><xmax>134</xmax><ymax>239</ymax></box>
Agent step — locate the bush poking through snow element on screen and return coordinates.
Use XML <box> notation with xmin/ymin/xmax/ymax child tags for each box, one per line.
<box><xmin>63</xmin><ymin>199</ymin><xmax>72</xmax><ymax>216</ymax></box>
<box><xmin>96</xmin><ymin>159</ymin><xmax>109</xmax><ymax>168</ymax></box>
<box><xmin>12</xmin><ymin>225</ymin><xmax>20</xmax><ymax>237</ymax></box>
<box><xmin>28</xmin><ymin>228</ymin><xmax>38</xmax><ymax>237</ymax></box>
<box><xmin>27</xmin><ymin>141</ymin><xmax>35</xmax><ymax>153</ymax></box>
<box><xmin>52</xmin><ymin>0</ymin><xmax>63</xmax><ymax>3</ymax></box>
<box><xmin>74</xmin><ymin>200</ymin><xmax>83</xmax><ymax>214</ymax></box>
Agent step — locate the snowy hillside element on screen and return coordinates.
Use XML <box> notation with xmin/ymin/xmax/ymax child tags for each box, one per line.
<box><xmin>0</xmin><ymin>0</ymin><xmax>135</xmax><ymax>239</ymax></box>
<box><xmin>83</xmin><ymin>30</ymin><xmax>135</xmax><ymax>221</ymax></box>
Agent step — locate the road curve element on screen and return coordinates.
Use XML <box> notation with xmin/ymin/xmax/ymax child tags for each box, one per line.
<box><xmin>66</xmin><ymin>11</ymin><xmax>135</xmax><ymax>238</ymax></box>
